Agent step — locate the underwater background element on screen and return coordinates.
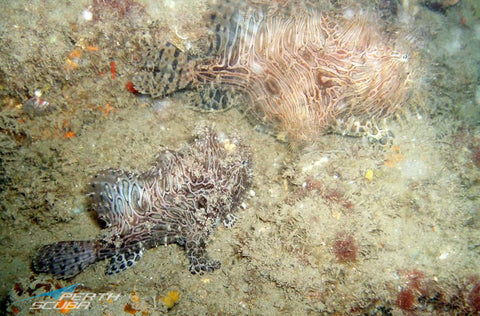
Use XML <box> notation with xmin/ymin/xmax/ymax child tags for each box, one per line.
<box><xmin>1</xmin><ymin>0</ymin><xmax>480</xmax><ymax>314</ymax></box>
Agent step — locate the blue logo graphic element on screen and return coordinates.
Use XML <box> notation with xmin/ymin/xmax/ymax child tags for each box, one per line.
<box><xmin>15</xmin><ymin>283</ymin><xmax>82</xmax><ymax>303</ymax></box>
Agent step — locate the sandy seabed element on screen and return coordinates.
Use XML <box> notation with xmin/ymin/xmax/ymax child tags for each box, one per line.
<box><xmin>1</xmin><ymin>0</ymin><xmax>479</xmax><ymax>315</ymax></box>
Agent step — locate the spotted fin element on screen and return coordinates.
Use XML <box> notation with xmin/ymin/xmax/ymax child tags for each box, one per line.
<box><xmin>331</xmin><ymin>117</ymin><xmax>395</xmax><ymax>146</ymax></box>
<box><xmin>32</xmin><ymin>240</ymin><xmax>112</xmax><ymax>279</ymax></box>
<box><xmin>106</xmin><ymin>245</ymin><xmax>144</xmax><ymax>275</ymax></box>
<box><xmin>186</xmin><ymin>238</ymin><xmax>220</xmax><ymax>275</ymax></box>
<box><xmin>133</xmin><ymin>42</ymin><xmax>196</xmax><ymax>98</ymax></box>
<box><xmin>183</xmin><ymin>84</ymin><xmax>242</xmax><ymax>112</ymax></box>
<box><xmin>222</xmin><ymin>213</ymin><xmax>237</xmax><ymax>228</ymax></box>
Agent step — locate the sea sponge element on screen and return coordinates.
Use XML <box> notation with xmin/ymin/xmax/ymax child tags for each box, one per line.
<box><xmin>333</xmin><ymin>232</ymin><xmax>358</xmax><ymax>262</ymax></box>
<box><xmin>160</xmin><ymin>290</ymin><xmax>180</xmax><ymax>309</ymax></box>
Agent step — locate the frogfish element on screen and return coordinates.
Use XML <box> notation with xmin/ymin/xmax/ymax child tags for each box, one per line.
<box><xmin>32</xmin><ymin>127</ymin><xmax>252</xmax><ymax>278</ymax></box>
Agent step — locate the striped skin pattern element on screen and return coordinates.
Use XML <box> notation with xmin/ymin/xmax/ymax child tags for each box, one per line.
<box><xmin>33</xmin><ymin>127</ymin><xmax>252</xmax><ymax>278</ymax></box>
<box><xmin>133</xmin><ymin>3</ymin><xmax>415</xmax><ymax>143</ymax></box>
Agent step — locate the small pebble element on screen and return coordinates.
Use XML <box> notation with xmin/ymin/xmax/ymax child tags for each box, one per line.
<box><xmin>82</xmin><ymin>9</ymin><xmax>93</xmax><ymax>21</ymax></box>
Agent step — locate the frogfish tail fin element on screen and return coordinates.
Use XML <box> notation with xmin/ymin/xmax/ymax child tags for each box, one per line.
<box><xmin>32</xmin><ymin>240</ymin><xmax>112</xmax><ymax>279</ymax></box>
